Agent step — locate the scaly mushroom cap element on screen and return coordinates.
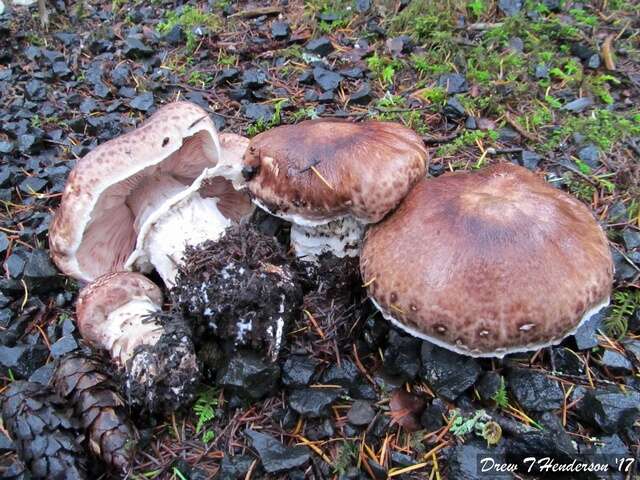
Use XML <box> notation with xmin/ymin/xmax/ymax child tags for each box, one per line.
<box><xmin>76</xmin><ymin>271</ymin><xmax>163</xmax><ymax>349</ymax></box>
<box><xmin>49</xmin><ymin>101</ymin><xmax>250</xmax><ymax>282</ymax></box>
<box><xmin>360</xmin><ymin>163</ymin><xmax>614</xmax><ymax>357</ymax></box>
<box><xmin>242</xmin><ymin>119</ymin><xmax>428</xmax><ymax>225</ymax></box>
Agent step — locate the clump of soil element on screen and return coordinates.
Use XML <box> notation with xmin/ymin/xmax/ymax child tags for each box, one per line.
<box><xmin>172</xmin><ymin>223</ymin><xmax>302</xmax><ymax>362</ymax></box>
<box><xmin>124</xmin><ymin>313</ymin><xmax>200</xmax><ymax>413</ymax></box>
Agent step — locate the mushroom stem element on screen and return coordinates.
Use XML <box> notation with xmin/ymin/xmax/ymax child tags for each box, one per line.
<box><xmin>101</xmin><ymin>297</ymin><xmax>164</xmax><ymax>365</ymax></box>
<box><xmin>289</xmin><ymin>216</ymin><xmax>366</xmax><ymax>260</ymax></box>
<box><xmin>126</xmin><ymin>174</ymin><xmax>232</xmax><ymax>287</ymax></box>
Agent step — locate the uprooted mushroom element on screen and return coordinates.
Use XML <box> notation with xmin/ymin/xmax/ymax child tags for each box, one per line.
<box><xmin>76</xmin><ymin>271</ymin><xmax>199</xmax><ymax>412</ymax></box>
<box><xmin>49</xmin><ymin>101</ymin><xmax>253</xmax><ymax>288</ymax></box>
<box><xmin>240</xmin><ymin>119</ymin><xmax>428</xmax><ymax>260</ymax></box>
<box><xmin>360</xmin><ymin>163</ymin><xmax>614</xmax><ymax>357</ymax></box>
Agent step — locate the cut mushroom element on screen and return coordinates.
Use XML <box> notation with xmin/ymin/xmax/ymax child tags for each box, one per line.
<box><xmin>76</xmin><ymin>272</ymin><xmax>199</xmax><ymax>411</ymax></box>
<box><xmin>360</xmin><ymin>163</ymin><xmax>614</xmax><ymax>358</ymax></box>
<box><xmin>49</xmin><ymin>102</ymin><xmax>253</xmax><ymax>287</ymax></box>
<box><xmin>241</xmin><ymin>119</ymin><xmax>428</xmax><ymax>260</ymax></box>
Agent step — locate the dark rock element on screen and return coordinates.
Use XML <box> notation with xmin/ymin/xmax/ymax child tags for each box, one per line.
<box><xmin>217</xmin><ymin>352</ymin><xmax>280</xmax><ymax>401</ymax></box>
<box><xmin>50</xmin><ymin>335</ymin><xmax>78</xmax><ymax>359</ymax></box>
<box><xmin>498</xmin><ymin>127</ymin><xmax>520</xmax><ymax>142</ymax></box>
<box><xmin>52</xmin><ymin>61</ymin><xmax>72</xmax><ymax>78</ymax></box>
<box><xmin>19</xmin><ymin>176</ymin><xmax>47</xmax><ymax>194</ymax></box>
<box><xmin>297</xmin><ymin>69</ymin><xmax>314</xmax><ymax>85</ymax></box>
<box><xmin>437</xmin><ymin>73</ymin><xmax>468</xmax><ymax>94</ymax></box>
<box><xmin>217</xmin><ymin>454</ymin><xmax>254</xmax><ymax>480</ymax></box>
<box><xmin>587</xmin><ymin>54</ymin><xmax>601</xmax><ymax>69</ymax></box>
<box><xmin>124</xmin><ymin>36</ymin><xmax>154</xmax><ymax>58</ymax></box>
<box><xmin>599</xmin><ymin>350</ymin><xmax>633</xmax><ymax>374</ymax></box>
<box><xmin>217</xmin><ymin>68</ymin><xmax>240</xmax><ymax>85</ymax></box>
<box><xmin>443</xmin><ymin>97</ymin><xmax>466</xmax><ymax>119</ymax></box>
<box><xmin>306</xmin><ymin>418</ymin><xmax>334</xmax><ymax>441</ymax></box>
<box><xmin>110</xmin><ymin>65</ymin><xmax>131</xmax><ymax>87</ymax></box>
<box><xmin>578</xmin><ymin>389</ymin><xmax>640</xmax><ymax>433</ymax></box>
<box><xmin>347</xmin><ymin>400</ymin><xmax>375</xmax><ymax>426</ymax></box>
<box><xmin>0</xmin><ymin>141</ymin><xmax>13</xmax><ymax>154</ymax></box>
<box><xmin>508</xmin><ymin>37</ymin><xmax>524</xmax><ymax>53</ymax></box>
<box><xmin>271</xmin><ymin>21</ymin><xmax>290</xmax><ymax>40</ymax></box>
<box><xmin>245</xmin><ymin>429</ymin><xmax>310</xmax><ymax>473</ymax></box>
<box><xmin>318</xmin><ymin>90</ymin><xmax>334</xmax><ymax>103</ymax></box>
<box><xmin>304</xmin><ymin>90</ymin><xmax>319</xmax><ymax>102</ymax></box>
<box><xmin>162</xmin><ymin>25</ymin><xmax>184</xmax><ymax>44</ymax></box>
<box><xmin>504</xmin><ymin>412</ymin><xmax>576</xmax><ymax>469</ymax></box>
<box><xmin>383</xmin><ymin>330</ymin><xmax>420</xmax><ymax>382</ymax></box>
<box><xmin>313</xmin><ymin>67</ymin><xmax>342</xmax><ymax>91</ymax></box>
<box><xmin>0</xmin><ymin>344</ymin><xmax>49</xmax><ymax>378</ymax></box>
<box><xmin>228</xmin><ymin>88</ymin><xmax>249</xmax><ymax>101</ymax></box>
<box><xmin>498</xmin><ymin>0</ymin><xmax>523</xmax><ymax>16</ymax></box>
<box><xmin>5</xmin><ymin>253</ymin><xmax>26</xmax><ymax>278</ymax></box>
<box><xmin>0</xmin><ymin>430</ymin><xmax>13</xmax><ymax>453</ymax></box>
<box><xmin>305</xmin><ymin>37</ymin><xmax>333</xmax><ymax>56</ymax></box>
<box><xmin>420</xmin><ymin>398</ymin><xmax>446</xmax><ymax>431</ymax></box>
<box><xmin>129</xmin><ymin>92</ymin><xmax>154</xmax><ymax>111</ymax></box>
<box><xmin>447</xmin><ymin>442</ymin><xmax>509</xmax><ymax>480</ymax></box>
<box><xmin>242</xmin><ymin>68</ymin><xmax>268</xmax><ymax>89</ymax></box>
<box><xmin>282</xmin><ymin>355</ymin><xmax>318</xmax><ymax>386</ymax></box>
<box><xmin>0</xmin><ymin>309</ymin><xmax>12</xmax><ymax>329</ymax></box>
<box><xmin>594</xmin><ymin>434</ymin><xmax>631</xmax><ymax>473</ymax></box>
<box><xmin>243</xmin><ymin>103</ymin><xmax>274</xmax><ymax>122</ymax></box>
<box><xmin>28</xmin><ymin>363</ymin><xmax>55</xmax><ymax>385</ymax></box>
<box><xmin>288</xmin><ymin>387</ymin><xmax>341</xmax><ymax>418</ymax></box>
<box><xmin>420</xmin><ymin>343</ymin><xmax>481</xmax><ymax>401</ymax></box>
<box><xmin>535</xmin><ymin>63</ymin><xmax>550</xmax><ymax>79</ymax></box>
<box><xmin>339</xmin><ymin>67</ymin><xmax>364</xmax><ymax>79</ymax></box>
<box><xmin>23</xmin><ymin>249</ymin><xmax>58</xmax><ymax>282</ymax></box>
<box><xmin>561</xmin><ymin>97</ymin><xmax>593</xmax><ymax>113</ymax></box>
<box><xmin>321</xmin><ymin>360</ymin><xmax>359</xmax><ymax>391</ymax></box>
<box><xmin>578</xmin><ymin>144</ymin><xmax>600</xmax><ymax>168</ymax></box>
<box><xmin>18</xmin><ymin>134</ymin><xmax>42</xmax><ymax>154</ymax></box>
<box><xmin>517</xmin><ymin>150</ymin><xmax>542</xmax><ymax>170</ymax></box>
<box><xmin>623</xmin><ymin>229</ymin><xmax>640</xmax><ymax>250</ymax></box>
<box><xmin>506</xmin><ymin>368</ymin><xmax>563</xmax><ymax>412</ymax></box>
<box><xmin>24</xmin><ymin>79</ymin><xmax>47</xmax><ymax>101</ymax></box>
<box><xmin>552</xmin><ymin>347</ymin><xmax>584</xmax><ymax>375</ymax></box>
<box><xmin>79</xmin><ymin>98</ymin><xmax>98</xmax><ymax>113</ymax></box>
<box><xmin>573</xmin><ymin>306</ymin><xmax>607</xmax><ymax>349</ymax></box>
<box><xmin>476</xmin><ymin>371</ymin><xmax>503</xmax><ymax>403</ymax></box>
<box><xmin>349</xmin><ymin>83</ymin><xmax>372</xmax><ymax>105</ymax></box>
<box><xmin>612</xmin><ymin>250</ymin><xmax>637</xmax><ymax>282</ymax></box>
<box><xmin>571</xmin><ymin>43</ymin><xmax>597</xmax><ymax>61</ymax></box>
<box><xmin>356</xmin><ymin>0</ymin><xmax>371</xmax><ymax>12</ymax></box>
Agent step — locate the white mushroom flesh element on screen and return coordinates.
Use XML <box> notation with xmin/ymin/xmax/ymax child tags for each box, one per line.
<box><xmin>101</xmin><ymin>297</ymin><xmax>163</xmax><ymax>365</ymax></box>
<box><xmin>125</xmin><ymin>174</ymin><xmax>231</xmax><ymax>287</ymax></box>
<box><xmin>289</xmin><ymin>216</ymin><xmax>366</xmax><ymax>260</ymax></box>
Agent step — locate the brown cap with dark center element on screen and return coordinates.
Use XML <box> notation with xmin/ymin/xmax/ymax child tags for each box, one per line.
<box><xmin>360</xmin><ymin>163</ymin><xmax>613</xmax><ymax>357</ymax></box>
<box><xmin>242</xmin><ymin>119</ymin><xmax>428</xmax><ymax>224</ymax></box>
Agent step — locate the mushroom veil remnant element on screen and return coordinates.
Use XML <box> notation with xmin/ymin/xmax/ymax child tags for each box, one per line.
<box><xmin>76</xmin><ymin>272</ymin><xmax>199</xmax><ymax>411</ymax></box>
<box><xmin>361</xmin><ymin>163</ymin><xmax>613</xmax><ymax>358</ymax></box>
<box><xmin>49</xmin><ymin>101</ymin><xmax>253</xmax><ymax>287</ymax></box>
<box><xmin>241</xmin><ymin>119</ymin><xmax>428</xmax><ymax>260</ymax></box>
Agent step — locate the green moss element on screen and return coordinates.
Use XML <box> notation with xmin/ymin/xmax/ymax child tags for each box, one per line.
<box><xmin>157</xmin><ymin>6</ymin><xmax>221</xmax><ymax>52</ymax></box>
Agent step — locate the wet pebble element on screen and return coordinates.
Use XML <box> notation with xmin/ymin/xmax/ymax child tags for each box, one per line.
<box><xmin>242</xmin><ymin>68</ymin><xmax>268</xmax><ymax>89</ymax></box>
<box><xmin>561</xmin><ymin>97</ymin><xmax>593</xmax><ymax>113</ymax></box>
<box><xmin>271</xmin><ymin>21</ymin><xmax>290</xmax><ymax>41</ymax></box>
<box><xmin>599</xmin><ymin>349</ymin><xmax>633</xmax><ymax>374</ymax></box>
<box><xmin>578</xmin><ymin>389</ymin><xmax>640</xmax><ymax>433</ymax></box>
<box><xmin>573</xmin><ymin>306</ymin><xmax>607</xmax><ymax>350</ymax></box>
<box><xmin>313</xmin><ymin>66</ymin><xmax>342</xmax><ymax>91</ymax></box>
<box><xmin>217</xmin><ymin>352</ymin><xmax>280</xmax><ymax>401</ymax></box>
<box><xmin>347</xmin><ymin>400</ymin><xmax>375</xmax><ymax>426</ymax></box>
<box><xmin>577</xmin><ymin>144</ymin><xmax>601</xmax><ymax>168</ymax></box>
<box><xmin>50</xmin><ymin>335</ymin><xmax>78</xmax><ymax>359</ymax></box>
<box><xmin>383</xmin><ymin>330</ymin><xmax>420</xmax><ymax>382</ymax></box>
<box><xmin>129</xmin><ymin>92</ymin><xmax>154</xmax><ymax>111</ymax></box>
<box><xmin>282</xmin><ymin>355</ymin><xmax>318</xmax><ymax>386</ymax></box>
<box><xmin>305</xmin><ymin>37</ymin><xmax>333</xmax><ymax>57</ymax></box>
<box><xmin>245</xmin><ymin>429</ymin><xmax>309</xmax><ymax>473</ymax></box>
<box><xmin>124</xmin><ymin>36</ymin><xmax>154</xmax><ymax>58</ymax></box>
<box><xmin>0</xmin><ymin>343</ymin><xmax>49</xmax><ymax>378</ymax></box>
<box><xmin>243</xmin><ymin>103</ymin><xmax>274</xmax><ymax>122</ymax></box>
<box><xmin>288</xmin><ymin>387</ymin><xmax>341</xmax><ymax>418</ymax></box>
<box><xmin>506</xmin><ymin>368</ymin><xmax>563</xmax><ymax>412</ymax></box>
<box><xmin>437</xmin><ymin>73</ymin><xmax>468</xmax><ymax>94</ymax></box>
<box><xmin>421</xmin><ymin>342</ymin><xmax>481</xmax><ymax>401</ymax></box>
<box><xmin>349</xmin><ymin>83</ymin><xmax>372</xmax><ymax>105</ymax></box>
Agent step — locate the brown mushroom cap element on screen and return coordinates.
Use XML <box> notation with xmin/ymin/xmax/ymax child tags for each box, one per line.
<box><xmin>49</xmin><ymin>101</ymin><xmax>250</xmax><ymax>282</ymax></box>
<box><xmin>76</xmin><ymin>271</ymin><xmax>163</xmax><ymax>349</ymax></box>
<box><xmin>360</xmin><ymin>163</ymin><xmax>613</xmax><ymax>357</ymax></box>
<box><xmin>242</xmin><ymin>119</ymin><xmax>428</xmax><ymax>225</ymax></box>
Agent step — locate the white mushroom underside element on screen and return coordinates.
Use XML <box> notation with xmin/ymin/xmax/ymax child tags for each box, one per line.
<box><xmin>101</xmin><ymin>297</ymin><xmax>163</xmax><ymax>365</ymax></box>
<box><xmin>372</xmin><ymin>296</ymin><xmax>611</xmax><ymax>358</ymax></box>
<box><xmin>290</xmin><ymin>216</ymin><xmax>366</xmax><ymax>260</ymax></box>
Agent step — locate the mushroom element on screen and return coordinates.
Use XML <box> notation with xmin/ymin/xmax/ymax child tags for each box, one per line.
<box><xmin>50</xmin><ymin>101</ymin><xmax>253</xmax><ymax>287</ymax></box>
<box><xmin>240</xmin><ymin>119</ymin><xmax>428</xmax><ymax>260</ymax></box>
<box><xmin>360</xmin><ymin>163</ymin><xmax>613</xmax><ymax>358</ymax></box>
<box><xmin>76</xmin><ymin>271</ymin><xmax>199</xmax><ymax>411</ymax></box>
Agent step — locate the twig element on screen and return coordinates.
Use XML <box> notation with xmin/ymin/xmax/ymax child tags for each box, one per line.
<box><xmin>504</xmin><ymin>111</ymin><xmax>538</xmax><ymax>142</ymax></box>
<box><xmin>602</xmin><ymin>34</ymin><xmax>616</xmax><ymax>71</ymax></box>
<box><xmin>229</xmin><ymin>7</ymin><xmax>282</xmax><ymax>18</ymax></box>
